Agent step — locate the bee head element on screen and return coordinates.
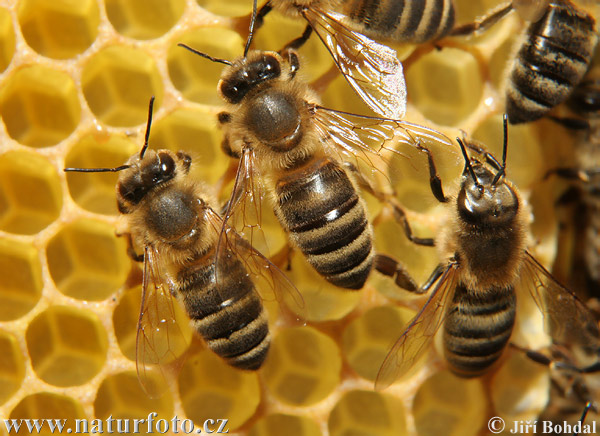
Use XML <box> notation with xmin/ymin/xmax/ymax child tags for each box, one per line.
<box><xmin>456</xmin><ymin>114</ymin><xmax>518</xmax><ymax>226</ymax></box>
<box><xmin>117</xmin><ymin>149</ymin><xmax>191</xmax><ymax>208</ymax></box>
<box><xmin>218</xmin><ymin>51</ymin><xmax>285</xmax><ymax>104</ymax></box>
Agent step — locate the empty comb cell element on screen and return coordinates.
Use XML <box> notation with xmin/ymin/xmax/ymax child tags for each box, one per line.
<box><xmin>0</xmin><ymin>66</ymin><xmax>80</xmax><ymax>147</ymax></box>
<box><xmin>81</xmin><ymin>45</ymin><xmax>163</xmax><ymax>127</ymax></box>
<box><xmin>0</xmin><ymin>150</ymin><xmax>62</xmax><ymax>234</ymax></box>
<box><xmin>0</xmin><ymin>238</ymin><xmax>42</xmax><ymax>321</ymax></box>
<box><xmin>46</xmin><ymin>218</ymin><xmax>129</xmax><ymax>301</ymax></box>
<box><xmin>25</xmin><ymin>305</ymin><xmax>108</xmax><ymax>386</ymax></box>
<box><xmin>0</xmin><ymin>330</ymin><xmax>25</xmax><ymax>406</ymax></box>
<box><xmin>18</xmin><ymin>0</ymin><xmax>100</xmax><ymax>60</ymax></box>
<box><xmin>105</xmin><ymin>0</ymin><xmax>185</xmax><ymax>40</ymax></box>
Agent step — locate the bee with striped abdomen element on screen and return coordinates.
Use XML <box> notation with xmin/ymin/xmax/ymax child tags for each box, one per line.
<box><xmin>376</xmin><ymin>115</ymin><xmax>600</xmax><ymax>388</ymax></box>
<box><xmin>65</xmin><ymin>98</ymin><xmax>302</xmax><ymax>397</ymax></box>
<box><xmin>179</xmin><ymin>34</ymin><xmax>451</xmax><ymax>290</ymax></box>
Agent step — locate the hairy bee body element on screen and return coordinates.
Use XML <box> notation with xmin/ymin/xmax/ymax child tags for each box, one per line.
<box><xmin>506</xmin><ymin>0</ymin><xmax>598</xmax><ymax>124</ymax></box>
<box><xmin>118</xmin><ymin>150</ymin><xmax>270</xmax><ymax>370</ymax></box>
<box><xmin>274</xmin><ymin>156</ymin><xmax>373</xmax><ymax>289</ymax></box>
<box><xmin>436</xmin><ymin>163</ymin><xmax>527</xmax><ymax>377</ymax></box>
<box><xmin>218</xmin><ymin>50</ymin><xmax>375</xmax><ymax>290</ymax></box>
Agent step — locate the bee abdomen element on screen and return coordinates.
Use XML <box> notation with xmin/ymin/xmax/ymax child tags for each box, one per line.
<box><xmin>177</xmin><ymin>256</ymin><xmax>270</xmax><ymax>370</ymax></box>
<box><xmin>344</xmin><ymin>0</ymin><xmax>455</xmax><ymax>43</ymax></box>
<box><xmin>507</xmin><ymin>1</ymin><xmax>598</xmax><ymax>124</ymax></box>
<box><xmin>443</xmin><ymin>284</ymin><xmax>516</xmax><ymax>377</ymax></box>
<box><xmin>276</xmin><ymin>159</ymin><xmax>374</xmax><ymax>290</ymax></box>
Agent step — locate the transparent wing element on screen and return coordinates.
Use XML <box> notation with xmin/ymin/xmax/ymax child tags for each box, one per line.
<box><xmin>523</xmin><ymin>251</ymin><xmax>600</xmax><ymax>349</ymax></box>
<box><xmin>375</xmin><ymin>263</ymin><xmax>459</xmax><ymax>390</ymax></box>
<box><xmin>207</xmin><ymin>207</ymin><xmax>305</xmax><ymax>320</ymax></box>
<box><xmin>219</xmin><ymin>146</ymin><xmax>268</xmax><ymax>254</ymax></box>
<box><xmin>303</xmin><ymin>7</ymin><xmax>406</xmax><ymax>119</ymax></box>
<box><xmin>312</xmin><ymin>104</ymin><xmax>453</xmax><ymax>182</ymax></box>
<box><xmin>136</xmin><ymin>246</ymin><xmax>192</xmax><ymax>398</ymax></box>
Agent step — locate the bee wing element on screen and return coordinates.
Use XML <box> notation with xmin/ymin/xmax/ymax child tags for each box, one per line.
<box><xmin>136</xmin><ymin>246</ymin><xmax>191</xmax><ymax>398</ymax></box>
<box><xmin>207</xmin><ymin>207</ymin><xmax>305</xmax><ymax>319</ymax></box>
<box><xmin>220</xmin><ymin>146</ymin><xmax>268</xmax><ymax>253</ymax></box>
<box><xmin>523</xmin><ymin>251</ymin><xmax>600</xmax><ymax>348</ymax></box>
<box><xmin>312</xmin><ymin>105</ymin><xmax>453</xmax><ymax>182</ymax></box>
<box><xmin>303</xmin><ymin>7</ymin><xmax>406</xmax><ymax>119</ymax></box>
<box><xmin>375</xmin><ymin>263</ymin><xmax>458</xmax><ymax>391</ymax></box>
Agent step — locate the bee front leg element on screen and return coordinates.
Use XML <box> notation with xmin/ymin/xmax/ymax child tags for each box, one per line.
<box><xmin>373</xmin><ymin>254</ymin><xmax>422</xmax><ymax>293</ymax></box>
<box><xmin>117</xmin><ymin>232</ymin><xmax>144</xmax><ymax>263</ymax></box>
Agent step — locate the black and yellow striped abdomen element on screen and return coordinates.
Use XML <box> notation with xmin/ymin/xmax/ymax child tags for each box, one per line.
<box><xmin>342</xmin><ymin>0</ymin><xmax>455</xmax><ymax>43</ymax></box>
<box><xmin>176</xmin><ymin>252</ymin><xmax>270</xmax><ymax>370</ymax></box>
<box><xmin>443</xmin><ymin>283</ymin><xmax>516</xmax><ymax>377</ymax></box>
<box><xmin>275</xmin><ymin>157</ymin><xmax>374</xmax><ymax>289</ymax></box>
<box><xmin>507</xmin><ymin>0</ymin><xmax>598</xmax><ymax>124</ymax></box>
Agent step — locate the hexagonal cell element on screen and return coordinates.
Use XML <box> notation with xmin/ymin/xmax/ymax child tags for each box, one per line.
<box><xmin>168</xmin><ymin>28</ymin><xmax>243</xmax><ymax>106</ymax></box>
<box><xmin>0</xmin><ymin>150</ymin><xmax>62</xmax><ymax>234</ymax></box>
<box><xmin>328</xmin><ymin>390</ymin><xmax>407</xmax><ymax>436</ymax></box>
<box><xmin>148</xmin><ymin>107</ymin><xmax>229</xmax><ymax>184</ymax></box>
<box><xmin>262</xmin><ymin>326</ymin><xmax>341</xmax><ymax>406</ymax></box>
<box><xmin>0</xmin><ymin>65</ymin><xmax>81</xmax><ymax>147</ymax></box>
<box><xmin>65</xmin><ymin>132</ymin><xmax>139</xmax><ymax>215</ymax></box>
<box><xmin>82</xmin><ymin>45</ymin><xmax>163</xmax><ymax>127</ymax></box>
<box><xmin>490</xmin><ymin>351</ymin><xmax>550</xmax><ymax>424</ymax></box>
<box><xmin>342</xmin><ymin>306</ymin><xmax>417</xmax><ymax>381</ymax></box>
<box><xmin>105</xmin><ymin>0</ymin><xmax>185</xmax><ymax>40</ymax></box>
<box><xmin>0</xmin><ymin>8</ymin><xmax>15</xmax><ymax>73</ymax></box>
<box><xmin>178</xmin><ymin>349</ymin><xmax>260</xmax><ymax>431</ymax></box>
<box><xmin>0</xmin><ymin>330</ymin><xmax>25</xmax><ymax>406</ymax></box>
<box><xmin>113</xmin><ymin>285</ymin><xmax>193</xmax><ymax>363</ymax></box>
<box><xmin>94</xmin><ymin>371</ymin><xmax>174</xmax><ymax>420</ymax></box>
<box><xmin>9</xmin><ymin>392</ymin><xmax>86</xmax><ymax>436</ymax></box>
<box><xmin>406</xmin><ymin>47</ymin><xmax>484</xmax><ymax>126</ymax></box>
<box><xmin>25</xmin><ymin>305</ymin><xmax>108</xmax><ymax>387</ymax></box>
<box><xmin>249</xmin><ymin>413</ymin><xmax>322</xmax><ymax>436</ymax></box>
<box><xmin>18</xmin><ymin>0</ymin><xmax>100</xmax><ymax>60</ymax></box>
<box><xmin>196</xmin><ymin>0</ymin><xmax>254</xmax><ymax>17</ymax></box>
<box><xmin>46</xmin><ymin>218</ymin><xmax>129</xmax><ymax>301</ymax></box>
<box><xmin>413</xmin><ymin>370</ymin><xmax>487</xmax><ymax>436</ymax></box>
<box><xmin>284</xmin><ymin>253</ymin><xmax>361</xmax><ymax>322</ymax></box>
<box><xmin>0</xmin><ymin>238</ymin><xmax>43</xmax><ymax>321</ymax></box>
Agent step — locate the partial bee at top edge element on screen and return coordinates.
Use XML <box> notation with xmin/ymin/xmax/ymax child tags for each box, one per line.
<box><xmin>375</xmin><ymin>115</ymin><xmax>600</xmax><ymax>390</ymax></box>
<box><xmin>64</xmin><ymin>97</ymin><xmax>304</xmax><ymax>398</ymax></box>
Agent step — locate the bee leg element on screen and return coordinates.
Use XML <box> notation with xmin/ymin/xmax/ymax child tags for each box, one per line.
<box><xmin>342</xmin><ymin>161</ymin><xmax>435</xmax><ymax>246</ymax></box>
<box><xmin>449</xmin><ymin>1</ymin><xmax>513</xmax><ymax>37</ymax></box>
<box><xmin>422</xmin><ymin>263</ymin><xmax>447</xmax><ymax>292</ymax></box>
<box><xmin>254</xmin><ymin>0</ymin><xmax>272</xmax><ymax>29</ymax></box>
<box><xmin>374</xmin><ymin>254</ymin><xmax>423</xmax><ymax>293</ymax></box>
<box><xmin>415</xmin><ymin>143</ymin><xmax>449</xmax><ymax>203</ymax></box>
<box><xmin>282</xmin><ymin>24</ymin><xmax>313</xmax><ymax>51</ymax></box>
<box><xmin>119</xmin><ymin>232</ymin><xmax>144</xmax><ymax>263</ymax></box>
<box><xmin>545</xmin><ymin>167</ymin><xmax>593</xmax><ymax>184</ymax></box>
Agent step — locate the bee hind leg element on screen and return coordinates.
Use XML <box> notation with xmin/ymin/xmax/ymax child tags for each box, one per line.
<box><xmin>374</xmin><ymin>254</ymin><xmax>423</xmax><ymax>293</ymax></box>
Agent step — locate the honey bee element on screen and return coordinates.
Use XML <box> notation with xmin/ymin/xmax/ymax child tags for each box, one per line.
<box><xmin>548</xmin><ymin>59</ymin><xmax>600</xmax><ymax>299</ymax></box>
<box><xmin>179</xmin><ymin>39</ymin><xmax>451</xmax><ymax>290</ymax></box>
<box><xmin>461</xmin><ymin>0</ymin><xmax>598</xmax><ymax>124</ymax></box>
<box><xmin>375</xmin><ymin>115</ymin><xmax>600</xmax><ymax>389</ymax></box>
<box><xmin>64</xmin><ymin>97</ymin><xmax>302</xmax><ymax>396</ymax></box>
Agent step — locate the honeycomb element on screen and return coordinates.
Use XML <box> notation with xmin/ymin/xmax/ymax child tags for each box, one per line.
<box><xmin>0</xmin><ymin>0</ymin><xmax>586</xmax><ymax>434</ymax></box>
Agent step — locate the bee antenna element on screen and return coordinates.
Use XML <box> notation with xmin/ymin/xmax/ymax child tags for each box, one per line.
<box><xmin>244</xmin><ymin>0</ymin><xmax>258</xmax><ymax>57</ymax></box>
<box><xmin>492</xmin><ymin>114</ymin><xmax>509</xmax><ymax>185</ymax></box>
<box><xmin>177</xmin><ymin>43</ymin><xmax>233</xmax><ymax>66</ymax></box>
<box><xmin>457</xmin><ymin>137</ymin><xmax>482</xmax><ymax>190</ymax></box>
<box><xmin>140</xmin><ymin>96</ymin><xmax>155</xmax><ymax>160</ymax></box>
<box><xmin>64</xmin><ymin>165</ymin><xmax>131</xmax><ymax>173</ymax></box>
